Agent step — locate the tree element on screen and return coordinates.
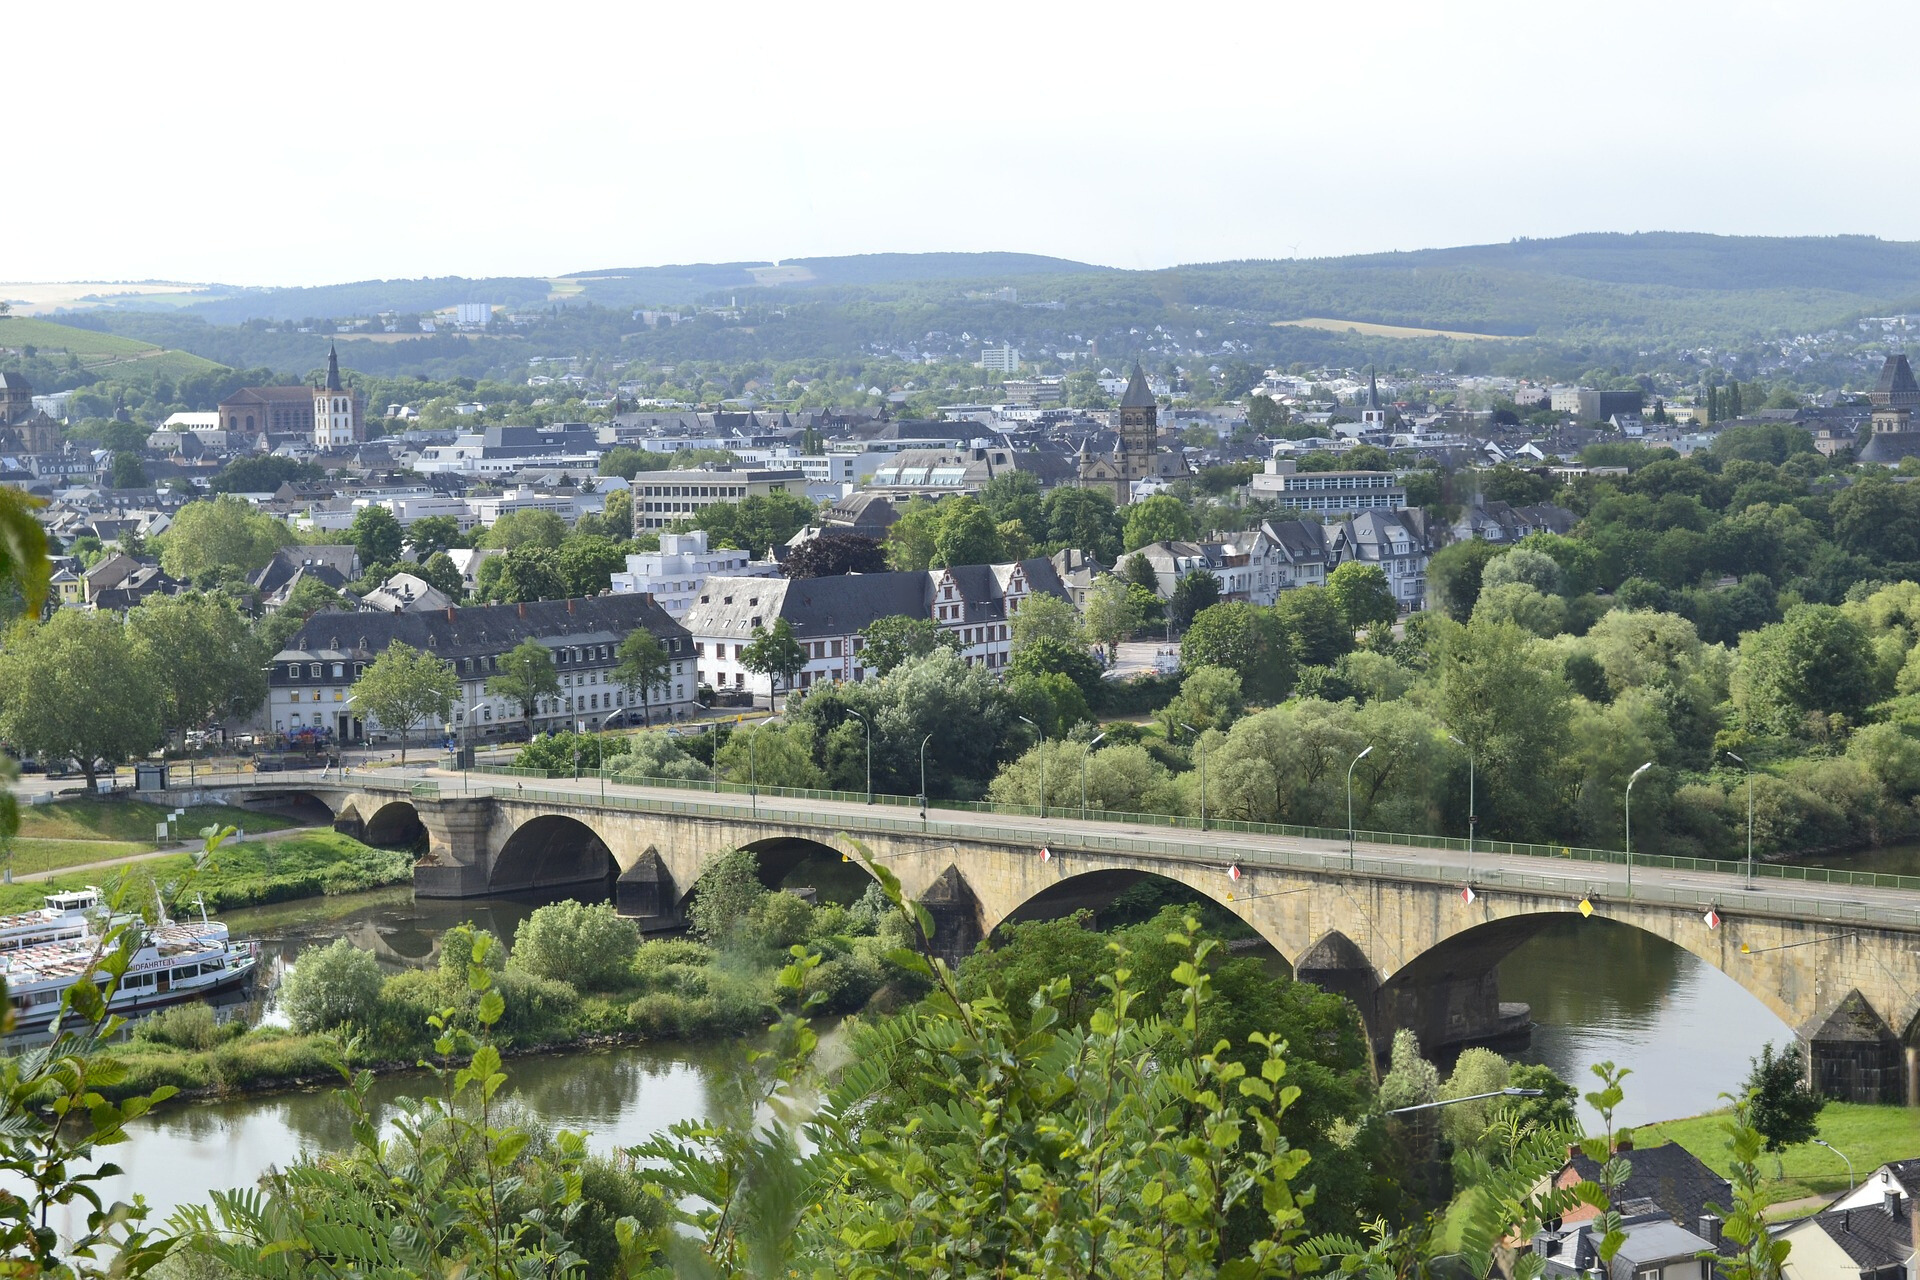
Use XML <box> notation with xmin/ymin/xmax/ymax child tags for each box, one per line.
<box><xmin>1009</xmin><ymin>591</ymin><xmax>1082</xmax><ymax>652</ymax></box>
<box><xmin>556</xmin><ymin>533</ymin><xmax>624</xmax><ymax>597</ymax></box>
<box><xmin>1482</xmin><ymin>546</ymin><xmax>1563</xmax><ymax>595</ymax></box>
<box><xmin>1247</xmin><ymin>394</ymin><xmax>1289</xmax><ymax>434</ymax></box>
<box><xmin>485</xmin><ymin>508</ymin><xmax>567</xmax><ymax>551</ymax></box>
<box><xmin>1326</xmin><ymin>561</ymin><xmax>1399</xmax><ymax>638</ymax></box>
<box><xmin>1169</xmin><ymin>568</ymin><xmax>1221</xmax><ymax>629</ymax></box>
<box><xmin>1039</xmin><ymin>486</ymin><xmax>1123</xmax><ymax>562</ymax></box>
<box><xmin>405</xmin><ymin>514</ymin><xmax>464</xmax><ymax>558</ymax></box>
<box><xmin>931</xmin><ymin>496</ymin><xmax>1001</xmax><ymax>567</ymax></box>
<box><xmin>348</xmin><ymin>504</ymin><xmax>404</xmax><ymax>569</ymax></box>
<box><xmin>1436</xmin><ymin>617</ymin><xmax>1574</xmax><ymax>840</ymax></box>
<box><xmin>858</xmin><ymin>615</ymin><xmax>958</xmax><ymax>676</ymax></box>
<box><xmin>0</xmin><ymin>610</ymin><xmax>162</xmax><ymax>789</ymax></box>
<box><xmin>278</xmin><ymin>937</ymin><xmax>384</xmax><ymax>1033</ymax></box>
<box><xmin>1163</xmin><ymin>664</ymin><xmax>1244</xmax><ymax>735</ymax></box>
<box><xmin>884</xmin><ymin>498</ymin><xmax>942</xmax><ymax>571</ymax></box>
<box><xmin>614</xmin><ymin>628</ymin><xmax>672</xmax><ymax>727</ymax></box>
<box><xmin>1426</xmin><ymin>538</ymin><xmax>1502</xmax><ymax>620</ymax></box>
<box><xmin>351</xmin><ymin>642</ymin><xmax>459</xmax><ymax>762</ymax></box>
<box><xmin>683</xmin><ymin>491</ymin><xmax>815</xmax><ymax>556</ymax></box>
<box><xmin>1121</xmin><ymin>551</ymin><xmax>1160</xmax><ymax>595</ymax></box>
<box><xmin>1274</xmin><ymin>584</ymin><xmax>1353</xmax><ymax>666</ymax></box>
<box><xmin>416</xmin><ymin>550</ymin><xmax>466</xmax><ymax>601</ymax></box>
<box><xmin>741</xmin><ymin>618</ymin><xmax>806</xmax><ymax>708</ymax></box>
<box><xmin>488</xmin><ymin>638</ymin><xmax>560</xmax><ymax>740</ymax></box>
<box><xmin>126</xmin><ymin>592</ymin><xmax>265</xmax><ymax>740</ymax></box>
<box><xmin>980</xmin><ymin>470</ymin><xmax>1046</xmax><ymax>539</ymax></box>
<box><xmin>1734</xmin><ymin>604</ymin><xmax>1879</xmax><ymax>736</ymax></box>
<box><xmin>476</xmin><ymin>545</ymin><xmax>567</xmax><ymax>603</ymax></box>
<box><xmin>510</xmin><ymin>901</ymin><xmax>639</xmax><ymax>992</ymax></box>
<box><xmin>1082</xmin><ymin>572</ymin><xmax>1146</xmax><ymax>660</ymax></box>
<box><xmin>1122</xmin><ymin>493</ymin><xmax>1195</xmax><ymax>551</ymax></box>
<box><xmin>1743</xmin><ymin>1041</ymin><xmax>1823</xmax><ymax>1154</ymax></box>
<box><xmin>1182</xmin><ymin>601</ymin><xmax>1296</xmax><ymax>702</ymax></box>
<box><xmin>782</xmin><ymin>532</ymin><xmax>887</xmax><ymax>579</ymax></box>
<box><xmin>715</xmin><ymin>720</ymin><xmax>827</xmax><ymax>790</ymax></box>
<box><xmin>686</xmin><ymin>848</ymin><xmax>769</xmax><ymax>941</ymax></box>
<box><xmin>158</xmin><ymin>496</ymin><xmax>295</xmax><ymax>582</ymax></box>
<box><xmin>109</xmin><ymin>450</ymin><xmax>147</xmax><ymax>489</ymax></box>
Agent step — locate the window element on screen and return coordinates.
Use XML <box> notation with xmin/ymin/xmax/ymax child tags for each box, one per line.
<box><xmin>287</xmin><ymin>663</ymin><xmax>301</xmax><ymax>679</ymax></box>
<box><xmin>331</xmin><ymin>663</ymin><xmax>344</xmax><ymax>678</ymax></box>
<box><xmin>309</xmin><ymin>663</ymin><xmax>321</xmax><ymax>678</ymax></box>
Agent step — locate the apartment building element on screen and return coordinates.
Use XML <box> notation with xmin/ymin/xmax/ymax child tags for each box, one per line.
<box><xmin>607</xmin><ymin>530</ymin><xmax>781</xmax><ymax>617</ymax></box>
<box><xmin>631</xmin><ymin>468</ymin><xmax>804</xmax><ymax>532</ymax></box>
<box><xmin>1250</xmin><ymin>460</ymin><xmax>1407</xmax><ymax>517</ymax></box>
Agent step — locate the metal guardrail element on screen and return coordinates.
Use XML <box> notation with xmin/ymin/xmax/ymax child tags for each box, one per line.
<box><xmin>448</xmin><ymin>778</ymin><xmax>1920</xmax><ymax>933</ymax></box>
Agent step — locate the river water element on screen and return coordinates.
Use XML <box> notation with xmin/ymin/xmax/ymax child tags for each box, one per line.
<box><xmin>62</xmin><ymin>852</ymin><xmax>1836</xmax><ymax>1231</ymax></box>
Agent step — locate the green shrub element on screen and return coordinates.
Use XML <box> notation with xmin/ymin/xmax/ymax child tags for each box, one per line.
<box><xmin>493</xmin><ymin>970</ymin><xmax>580</xmax><ymax>1047</ymax></box>
<box><xmin>132</xmin><ymin>1001</ymin><xmax>240</xmax><ymax>1052</ymax></box>
<box><xmin>359</xmin><ymin>969</ymin><xmax>445</xmax><ymax>1060</ymax></box>
<box><xmin>752</xmin><ymin>892</ymin><xmax>814</xmax><ymax>949</ymax></box>
<box><xmin>509</xmin><ymin>901</ymin><xmax>639</xmax><ymax>992</ymax></box>
<box><xmin>207</xmin><ymin>1031</ymin><xmax>342</xmax><ymax>1093</ymax></box>
<box><xmin>278</xmin><ymin>937</ymin><xmax>384</xmax><ymax>1033</ymax></box>
<box><xmin>632</xmin><ymin>938</ymin><xmax>710</xmax><ymax>987</ymax></box>
<box><xmin>686</xmin><ymin>849</ymin><xmax>767</xmax><ymax>941</ymax></box>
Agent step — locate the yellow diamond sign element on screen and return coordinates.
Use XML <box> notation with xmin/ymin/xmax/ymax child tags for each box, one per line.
<box><xmin>1578</xmin><ymin>898</ymin><xmax>1594</xmax><ymax>918</ymax></box>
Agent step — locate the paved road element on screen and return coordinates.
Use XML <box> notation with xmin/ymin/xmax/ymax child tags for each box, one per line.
<box><xmin>394</xmin><ymin>768</ymin><xmax>1920</xmax><ymax>931</ymax></box>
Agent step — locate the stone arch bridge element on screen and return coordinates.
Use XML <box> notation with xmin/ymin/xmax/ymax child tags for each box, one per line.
<box><xmin>211</xmin><ymin>774</ymin><xmax>1920</xmax><ymax>1104</ymax></box>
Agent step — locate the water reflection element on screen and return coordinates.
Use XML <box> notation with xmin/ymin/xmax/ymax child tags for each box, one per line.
<box><xmin>1499</xmin><ymin>917</ymin><xmax>1790</xmax><ymax>1127</ymax></box>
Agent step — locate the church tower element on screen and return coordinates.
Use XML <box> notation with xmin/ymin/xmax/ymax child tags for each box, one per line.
<box><xmin>1359</xmin><ymin>370</ymin><xmax>1388</xmax><ymax>430</ymax></box>
<box><xmin>1116</xmin><ymin>363</ymin><xmax>1158</xmax><ymax>475</ymax></box>
<box><xmin>312</xmin><ymin>343</ymin><xmax>362</xmax><ymax>449</ymax></box>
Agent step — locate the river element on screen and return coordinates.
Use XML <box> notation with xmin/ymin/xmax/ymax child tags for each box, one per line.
<box><xmin>57</xmin><ymin>858</ymin><xmax>1826</xmax><ymax>1232</ymax></box>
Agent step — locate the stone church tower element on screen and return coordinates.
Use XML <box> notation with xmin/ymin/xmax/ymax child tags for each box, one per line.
<box><xmin>312</xmin><ymin>344</ymin><xmax>363</xmax><ymax>449</ymax></box>
<box><xmin>1079</xmin><ymin>363</ymin><xmax>1177</xmax><ymax>505</ymax></box>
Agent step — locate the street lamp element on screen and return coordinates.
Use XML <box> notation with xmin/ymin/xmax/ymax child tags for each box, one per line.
<box><xmin>1347</xmin><ymin>744</ymin><xmax>1374</xmax><ymax>870</ymax></box>
<box><xmin>1813</xmin><ymin>1139</ymin><xmax>1855</xmax><ymax>1192</ymax></box>
<box><xmin>747</xmin><ymin>714</ymin><xmax>781</xmax><ymax>818</ymax></box>
<box><xmin>1387</xmin><ymin>1087</ymin><xmax>1545</xmax><ymax>1116</ymax></box>
<box><xmin>847</xmin><ymin>709</ymin><xmax>872</xmax><ymax>805</ymax></box>
<box><xmin>1018</xmin><ymin>715</ymin><xmax>1045</xmax><ymax>815</ymax></box>
<box><xmin>1181</xmin><ymin>723</ymin><xmax>1208</xmax><ymax>831</ymax></box>
<box><xmin>598</xmin><ymin>709</ymin><xmax>622</xmax><ymax>801</ymax></box>
<box><xmin>1726</xmin><ymin>750</ymin><xmax>1754</xmax><ymax>890</ymax></box>
<box><xmin>1625</xmin><ymin>760</ymin><xmax>1654</xmax><ymax>898</ymax></box>
<box><xmin>574</xmin><ymin>718</ymin><xmax>586</xmax><ymax>780</ymax></box>
<box><xmin>919</xmin><ymin>732</ymin><xmax>933</xmax><ymax>821</ymax></box>
<box><xmin>1448</xmin><ymin>733</ymin><xmax>1475</xmax><ymax>859</ymax></box>
<box><xmin>1080</xmin><ymin>731</ymin><xmax>1107</xmax><ymax>820</ymax></box>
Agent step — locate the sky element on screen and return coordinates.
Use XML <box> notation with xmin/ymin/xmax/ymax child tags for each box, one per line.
<box><xmin>15</xmin><ymin>0</ymin><xmax>1920</xmax><ymax>287</ymax></box>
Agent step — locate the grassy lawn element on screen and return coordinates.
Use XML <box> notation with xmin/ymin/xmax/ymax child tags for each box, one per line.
<box><xmin>1636</xmin><ymin>1103</ymin><xmax>1920</xmax><ymax>1202</ymax></box>
<box><xmin>7</xmin><ymin>838</ymin><xmax>151</xmax><ymax>877</ymax></box>
<box><xmin>17</xmin><ymin>797</ymin><xmax>299</xmax><ymax>844</ymax></box>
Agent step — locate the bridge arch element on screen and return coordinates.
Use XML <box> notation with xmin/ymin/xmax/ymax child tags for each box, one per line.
<box><xmin>364</xmin><ymin>801</ymin><xmax>428</xmax><ymax>851</ymax></box>
<box><xmin>491</xmin><ymin>814</ymin><xmax>618</xmax><ymax>894</ymax></box>
<box><xmin>995</xmin><ymin>864</ymin><xmax>1290</xmax><ymax>963</ymax></box>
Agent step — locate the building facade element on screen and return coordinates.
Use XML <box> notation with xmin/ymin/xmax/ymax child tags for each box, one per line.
<box><xmin>1251</xmin><ymin>461</ymin><xmax>1407</xmax><ymax>516</ymax></box>
<box><xmin>266</xmin><ymin>596</ymin><xmax>696</xmax><ymax>745</ymax></box>
<box><xmin>607</xmin><ymin>530</ymin><xmax>781</xmax><ymax>616</ymax></box>
<box><xmin>631</xmin><ymin>468</ymin><xmax>804</xmax><ymax>534</ymax></box>
<box><xmin>1077</xmin><ymin>364</ymin><xmax>1186</xmax><ymax>505</ymax></box>
<box><xmin>312</xmin><ymin>345</ymin><xmax>363</xmax><ymax>448</ymax></box>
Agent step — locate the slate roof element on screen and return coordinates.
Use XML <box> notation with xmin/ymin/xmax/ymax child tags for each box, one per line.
<box><xmin>272</xmin><ymin>594</ymin><xmax>691</xmax><ymax>667</ymax></box>
<box><xmin>1874</xmin><ymin>354</ymin><xmax>1920</xmax><ymax>408</ymax></box>
<box><xmin>1564</xmin><ymin>1144</ymin><xmax>1730</xmax><ymax>1228</ymax></box>
<box><xmin>1858</xmin><ymin>429</ymin><xmax>1920</xmax><ymax>465</ymax></box>
<box><xmin>1120</xmin><ymin>364</ymin><xmax>1156</xmax><ymax>409</ymax></box>
<box><xmin>1788</xmin><ymin>1202</ymin><xmax>1912</xmax><ymax>1272</ymax></box>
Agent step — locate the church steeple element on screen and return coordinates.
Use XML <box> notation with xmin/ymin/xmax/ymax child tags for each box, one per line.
<box><xmin>325</xmin><ymin>343</ymin><xmax>342</xmax><ymax>392</ymax></box>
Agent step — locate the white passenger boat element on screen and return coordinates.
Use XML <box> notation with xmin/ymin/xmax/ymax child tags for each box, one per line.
<box><xmin>0</xmin><ymin>887</ymin><xmax>104</xmax><ymax>953</ymax></box>
<box><xmin>0</xmin><ymin>899</ymin><xmax>258</xmax><ymax>1035</ymax></box>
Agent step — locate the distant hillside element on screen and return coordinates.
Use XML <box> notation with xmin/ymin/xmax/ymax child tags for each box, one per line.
<box><xmin>179</xmin><ymin>276</ymin><xmax>555</xmax><ymax>326</ymax></box>
<box><xmin>561</xmin><ymin>252</ymin><xmax>1107</xmax><ymax>307</ymax></box>
<box><xmin>0</xmin><ymin>315</ymin><xmax>225</xmax><ymax>387</ymax></box>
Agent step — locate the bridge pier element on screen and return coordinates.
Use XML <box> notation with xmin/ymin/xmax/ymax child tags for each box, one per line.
<box><xmin>414</xmin><ymin>797</ymin><xmax>499</xmax><ymax>898</ymax></box>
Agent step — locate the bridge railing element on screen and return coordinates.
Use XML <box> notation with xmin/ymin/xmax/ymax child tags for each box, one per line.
<box><xmin>454</xmin><ymin>764</ymin><xmax>1920</xmax><ymax>896</ymax></box>
<box><xmin>444</xmin><ymin>778</ymin><xmax>1920</xmax><ymax>931</ymax></box>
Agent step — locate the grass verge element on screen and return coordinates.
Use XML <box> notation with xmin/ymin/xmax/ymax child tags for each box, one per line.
<box><xmin>1637</xmin><ymin>1102</ymin><xmax>1920</xmax><ymax>1202</ymax></box>
<box><xmin>7</xmin><ymin>838</ymin><xmax>150</xmax><ymax>877</ymax></box>
<box><xmin>17</xmin><ymin>797</ymin><xmax>299</xmax><ymax>844</ymax></box>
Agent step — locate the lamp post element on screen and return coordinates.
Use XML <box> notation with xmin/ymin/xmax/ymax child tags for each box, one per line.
<box><xmin>1624</xmin><ymin>760</ymin><xmax>1654</xmax><ymax>898</ymax></box>
<box><xmin>1080</xmin><ymin>731</ymin><xmax>1107</xmax><ymax>820</ymax></box>
<box><xmin>1347</xmin><ymin>744</ymin><xmax>1374</xmax><ymax>870</ymax></box>
<box><xmin>1181</xmin><ymin>723</ymin><xmax>1208</xmax><ymax>831</ymax></box>
<box><xmin>598</xmin><ymin>709</ymin><xmax>621</xmax><ymax>801</ymax></box>
<box><xmin>1387</xmin><ymin>1087</ymin><xmax>1544</xmax><ymax>1116</ymax></box>
<box><xmin>1018</xmin><ymin>715</ymin><xmax>1045</xmax><ymax>815</ymax></box>
<box><xmin>1813</xmin><ymin>1139</ymin><xmax>1855</xmax><ymax>1192</ymax></box>
<box><xmin>1726</xmin><ymin>750</ymin><xmax>1754</xmax><ymax>890</ymax></box>
<box><xmin>847</xmin><ymin>709</ymin><xmax>872</xmax><ymax>805</ymax></box>
<box><xmin>919</xmin><ymin>733</ymin><xmax>933</xmax><ymax>821</ymax></box>
<box><xmin>1448</xmin><ymin>733</ymin><xmax>1475</xmax><ymax>859</ymax></box>
<box><xmin>574</xmin><ymin>718</ymin><xmax>585</xmax><ymax>780</ymax></box>
<box><xmin>746</xmin><ymin>715</ymin><xmax>780</xmax><ymax>818</ymax></box>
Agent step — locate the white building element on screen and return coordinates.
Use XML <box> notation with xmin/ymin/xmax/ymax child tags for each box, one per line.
<box><xmin>979</xmin><ymin>343</ymin><xmax>1021</xmax><ymax>373</ymax></box>
<box><xmin>455</xmin><ymin>303</ymin><xmax>493</xmax><ymax>326</ymax></box>
<box><xmin>313</xmin><ymin>346</ymin><xmax>361</xmax><ymax>449</ymax></box>
<box><xmin>607</xmin><ymin>530</ymin><xmax>780</xmax><ymax>617</ymax></box>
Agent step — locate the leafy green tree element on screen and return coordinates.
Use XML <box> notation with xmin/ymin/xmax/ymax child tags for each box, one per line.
<box><xmin>279</xmin><ymin>937</ymin><xmax>384</xmax><ymax>1033</ymax></box>
<box><xmin>207</xmin><ymin>454</ymin><xmax>324</xmax><ymax>494</ymax></box>
<box><xmin>682</xmin><ymin>491</ymin><xmax>815</xmax><ymax>556</ymax></box>
<box><xmin>1042</xmin><ymin>485</ymin><xmax>1123</xmax><ymax>562</ymax></box>
<box><xmin>404</xmin><ymin>514</ymin><xmax>464</xmax><ymax>558</ymax></box>
<box><xmin>782</xmin><ymin>532</ymin><xmax>887</xmax><ymax>578</ymax></box>
<box><xmin>158</xmin><ymin>496</ymin><xmax>295</xmax><ymax>582</ymax></box>
<box><xmin>1183</xmin><ymin>601</ymin><xmax>1296</xmax><ymax>702</ymax></box>
<box><xmin>1122</xmin><ymin>493</ymin><xmax>1195</xmax><ymax>550</ymax></box>
<box><xmin>1734</xmin><ymin>604</ymin><xmax>1878</xmax><ymax>736</ymax></box>
<box><xmin>1004</xmin><ymin>670</ymin><xmax>1094</xmax><ymax>739</ymax></box>
<box><xmin>979</xmin><ymin>470</ymin><xmax>1045</xmax><ymax>541</ymax></box>
<box><xmin>1425</xmin><ymin>538</ymin><xmax>1502</xmax><ymax>620</ymax></box>
<box><xmin>1473</xmin><ymin>583</ymin><xmax>1567</xmax><ymax>638</ymax></box>
<box><xmin>484</xmin><ymin>508</ymin><xmax>567</xmax><ymax>551</ymax></box>
<box><xmin>348</xmin><ymin>504</ymin><xmax>404</xmax><ymax>568</ymax></box>
<box><xmin>883</xmin><ymin>497</ymin><xmax>941</xmax><ymax>571</ymax></box>
<box><xmin>741</xmin><ymin>618</ymin><xmax>806</xmax><ymax>707</ymax></box>
<box><xmin>611</xmin><ymin>731</ymin><xmax>711</xmax><ymax>782</ymax></box>
<box><xmin>1326</xmin><ymin>562</ymin><xmax>1399</xmax><ymax>639</ymax></box>
<box><xmin>1009</xmin><ymin>590</ymin><xmax>1082</xmax><ymax>651</ymax></box>
<box><xmin>476</xmin><ymin>545</ymin><xmax>566</xmax><ymax>603</ymax></box>
<box><xmin>351</xmin><ymin>641</ymin><xmax>459</xmax><ymax>762</ymax></box>
<box><xmin>1163</xmin><ymin>664</ymin><xmax>1245</xmax><ymax>735</ymax></box>
<box><xmin>614</xmin><ymin>628</ymin><xmax>673</xmax><ymax>726</ymax></box>
<box><xmin>126</xmin><ymin>592</ymin><xmax>265</xmax><ymax>741</ymax></box>
<box><xmin>858</xmin><ymin>614</ymin><xmax>959</xmax><ymax>676</ymax></box>
<box><xmin>931</xmin><ymin>496</ymin><xmax>1001</xmax><ymax>567</ymax></box>
<box><xmin>1008</xmin><ymin>636</ymin><xmax>1104</xmax><ymax>703</ymax></box>
<box><xmin>109</xmin><ymin>450</ymin><xmax>147</xmax><ymax>488</ymax></box>
<box><xmin>1274</xmin><ymin>585</ymin><xmax>1354</xmax><ymax>667</ymax></box>
<box><xmin>686</xmin><ymin>848</ymin><xmax>769</xmax><ymax>941</ymax></box>
<box><xmin>513</xmin><ymin>730</ymin><xmax>631</xmax><ymax>773</ymax></box>
<box><xmin>1481</xmin><ymin>546</ymin><xmax>1563</xmax><ymax>595</ymax></box>
<box><xmin>1082</xmin><ymin>571</ymin><xmax>1146</xmax><ymax>660</ymax></box>
<box><xmin>510</xmin><ymin>901</ymin><xmax>639</xmax><ymax>992</ymax></box>
<box><xmin>796</xmin><ymin>649</ymin><xmax>1016</xmax><ymax>799</ymax></box>
<box><xmin>1436</xmin><ymin>617</ymin><xmax>1574</xmax><ymax>840</ymax></box>
<box><xmin>1169</xmin><ymin>568</ymin><xmax>1221</xmax><ymax>629</ymax></box>
<box><xmin>1742</xmin><ymin>1041</ymin><xmax>1823</xmax><ymax>1154</ymax></box>
<box><xmin>715</xmin><ymin>720</ymin><xmax>828</xmax><ymax>790</ymax></box>
<box><xmin>0</xmin><ymin>610</ymin><xmax>162</xmax><ymax>789</ymax></box>
<box><xmin>416</xmin><ymin>550</ymin><xmax>466</xmax><ymax>601</ymax></box>
<box><xmin>487</xmin><ymin>639</ymin><xmax>560</xmax><ymax>740</ymax></box>
<box><xmin>556</xmin><ymin>533</ymin><xmax>625</xmax><ymax>597</ymax></box>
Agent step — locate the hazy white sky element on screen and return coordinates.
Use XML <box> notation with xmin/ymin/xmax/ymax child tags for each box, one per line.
<box><xmin>15</xmin><ymin>0</ymin><xmax>1918</xmax><ymax>286</ymax></box>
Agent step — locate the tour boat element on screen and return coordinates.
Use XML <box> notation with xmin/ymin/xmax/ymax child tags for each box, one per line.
<box><xmin>0</xmin><ymin>899</ymin><xmax>259</xmax><ymax>1035</ymax></box>
<box><xmin>0</xmin><ymin>888</ymin><xmax>104</xmax><ymax>953</ymax></box>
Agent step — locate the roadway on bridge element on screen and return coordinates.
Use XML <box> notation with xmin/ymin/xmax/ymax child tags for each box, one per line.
<box><xmin>402</xmin><ymin>768</ymin><xmax>1920</xmax><ymax>932</ymax></box>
